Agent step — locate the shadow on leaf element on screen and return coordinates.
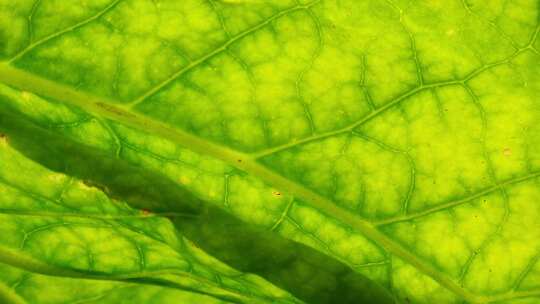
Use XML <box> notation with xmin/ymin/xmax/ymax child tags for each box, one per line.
<box><xmin>0</xmin><ymin>104</ymin><xmax>395</xmax><ymax>304</ymax></box>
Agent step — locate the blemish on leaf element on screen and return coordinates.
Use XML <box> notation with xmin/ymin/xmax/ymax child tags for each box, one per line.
<box><xmin>272</xmin><ymin>191</ymin><xmax>282</xmax><ymax>197</ymax></box>
<box><xmin>96</xmin><ymin>102</ymin><xmax>136</xmax><ymax>119</ymax></box>
<box><xmin>81</xmin><ymin>180</ymin><xmax>109</xmax><ymax>194</ymax></box>
<box><xmin>141</xmin><ymin>209</ymin><xmax>152</xmax><ymax>216</ymax></box>
<box><xmin>503</xmin><ymin>147</ymin><xmax>511</xmax><ymax>156</ymax></box>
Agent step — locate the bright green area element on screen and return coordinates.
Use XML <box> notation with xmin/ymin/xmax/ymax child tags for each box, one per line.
<box><xmin>0</xmin><ymin>130</ymin><xmax>306</xmax><ymax>304</ymax></box>
<box><xmin>0</xmin><ymin>0</ymin><xmax>539</xmax><ymax>303</ymax></box>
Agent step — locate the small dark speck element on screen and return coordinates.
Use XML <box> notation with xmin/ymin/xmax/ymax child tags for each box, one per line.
<box><xmin>237</xmin><ymin>159</ymin><xmax>242</xmax><ymax>163</ymax></box>
<box><xmin>272</xmin><ymin>191</ymin><xmax>281</xmax><ymax>196</ymax></box>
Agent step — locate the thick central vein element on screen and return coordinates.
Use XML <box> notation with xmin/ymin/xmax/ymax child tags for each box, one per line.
<box><xmin>0</xmin><ymin>63</ymin><xmax>485</xmax><ymax>303</ymax></box>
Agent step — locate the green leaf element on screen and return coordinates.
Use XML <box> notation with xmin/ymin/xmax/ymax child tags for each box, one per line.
<box><xmin>0</xmin><ymin>0</ymin><xmax>539</xmax><ymax>303</ymax></box>
<box><xmin>0</xmin><ymin>108</ymin><xmax>394</xmax><ymax>303</ymax></box>
<box><xmin>0</xmin><ymin>267</ymin><xmax>232</xmax><ymax>304</ymax></box>
<box><xmin>0</xmin><ymin>263</ymin><xmax>235</xmax><ymax>304</ymax></box>
<box><xmin>0</xmin><ymin>127</ymin><xmax>307</xmax><ymax>304</ymax></box>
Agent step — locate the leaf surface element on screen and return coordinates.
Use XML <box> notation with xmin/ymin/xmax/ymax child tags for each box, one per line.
<box><xmin>0</xmin><ymin>0</ymin><xmax>539</xmax><ymax>303</ymax></box>
<box><xmin>0</xmin><ymin>130</ymin><xmax>307</xmax><ymax>303</ymax></box>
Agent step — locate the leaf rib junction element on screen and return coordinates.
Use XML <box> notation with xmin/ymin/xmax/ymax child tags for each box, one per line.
<box><xmin>250</xmin><ymin>46</ymin><xmax>535</xmax><ymax>159</ymax></box>
<box><xmin>128</xmin><ymin>0</ymin><xmax>321</xmax><ymax>108</ymax></box>
<box><xmin>0</xmin><ymin>281</ymin><xmax>27</xmax><ymax>304</ymax></box>
<box><xmin>374</xmin><ymin>171</ymin><xmax>540</xmax><ymax>226</ymax></box>
<box><xmin>8</xmin><ymin>0</ymin><xmax>124</xmax><ymax>63</ymax></box>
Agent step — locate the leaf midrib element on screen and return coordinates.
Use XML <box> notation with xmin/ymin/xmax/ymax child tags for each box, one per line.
<box><xmin>0</xmin><ymin>62</ymin><xmax>487</xmax><ymax>303</ymax></box>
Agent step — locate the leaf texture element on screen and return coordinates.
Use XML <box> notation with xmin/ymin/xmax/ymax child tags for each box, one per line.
<box><xmin>0</xmin><ymin>0</ymin><xmax>539</xmax><ymax>303</ymax></box>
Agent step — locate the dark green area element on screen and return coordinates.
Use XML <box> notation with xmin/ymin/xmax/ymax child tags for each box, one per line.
<box><xmin>0</xmin><ymin>97</ymin><xmax>395</xmax><ymax>304</ymax></box>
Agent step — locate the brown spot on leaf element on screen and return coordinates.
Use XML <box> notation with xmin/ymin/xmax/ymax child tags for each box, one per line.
<box><xmin>503</xmin><ymin>147</ymin><xmax>512</xmax><ymax>156</ymax></box>
<box><xmin>96</xmin><ymin>102</ymin><xmax>136</xmax><ymax>119</ymax></box>
<box><xmin>272</xmin><ymin>191</ymin><xmax>281</xmax><ymax>197</ymax></box>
